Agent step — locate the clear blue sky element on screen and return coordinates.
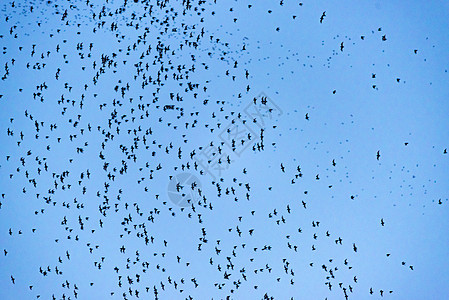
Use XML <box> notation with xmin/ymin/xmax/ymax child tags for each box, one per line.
<box><xmin>0</xmin><ymin>0</ymin><xmax>448</xmax><ymax>299</ymax></box>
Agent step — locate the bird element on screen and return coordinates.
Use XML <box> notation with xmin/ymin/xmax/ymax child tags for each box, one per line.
<box><xmin>320</xmin><ymin>11</ymin><xmax>326</xmax><ymax>23</ymax></box>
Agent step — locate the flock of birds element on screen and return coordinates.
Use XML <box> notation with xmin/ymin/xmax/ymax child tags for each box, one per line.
<box><xmin>0</xmin><ymin>0</ymin><xmax>447</xmax><ymax>300</ymax></box>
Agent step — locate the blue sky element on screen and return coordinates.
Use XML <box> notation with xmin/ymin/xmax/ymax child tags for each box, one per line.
<box><xmin>0</xmin><ymin>0</ymin><xmax>448</xmax><ymax>299</ymax></box>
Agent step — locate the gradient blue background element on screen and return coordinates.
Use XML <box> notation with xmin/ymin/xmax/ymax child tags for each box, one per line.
<box><xmin>0</xmin><ymin>0</ymin><xmax>448</xmax><ymax>299</ymax></box>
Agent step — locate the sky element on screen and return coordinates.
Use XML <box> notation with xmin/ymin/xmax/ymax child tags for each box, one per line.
<box><xmin>0</xmin><ymin>0</ymin><xmax>448</xmax><ymax>299</ymax></box>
